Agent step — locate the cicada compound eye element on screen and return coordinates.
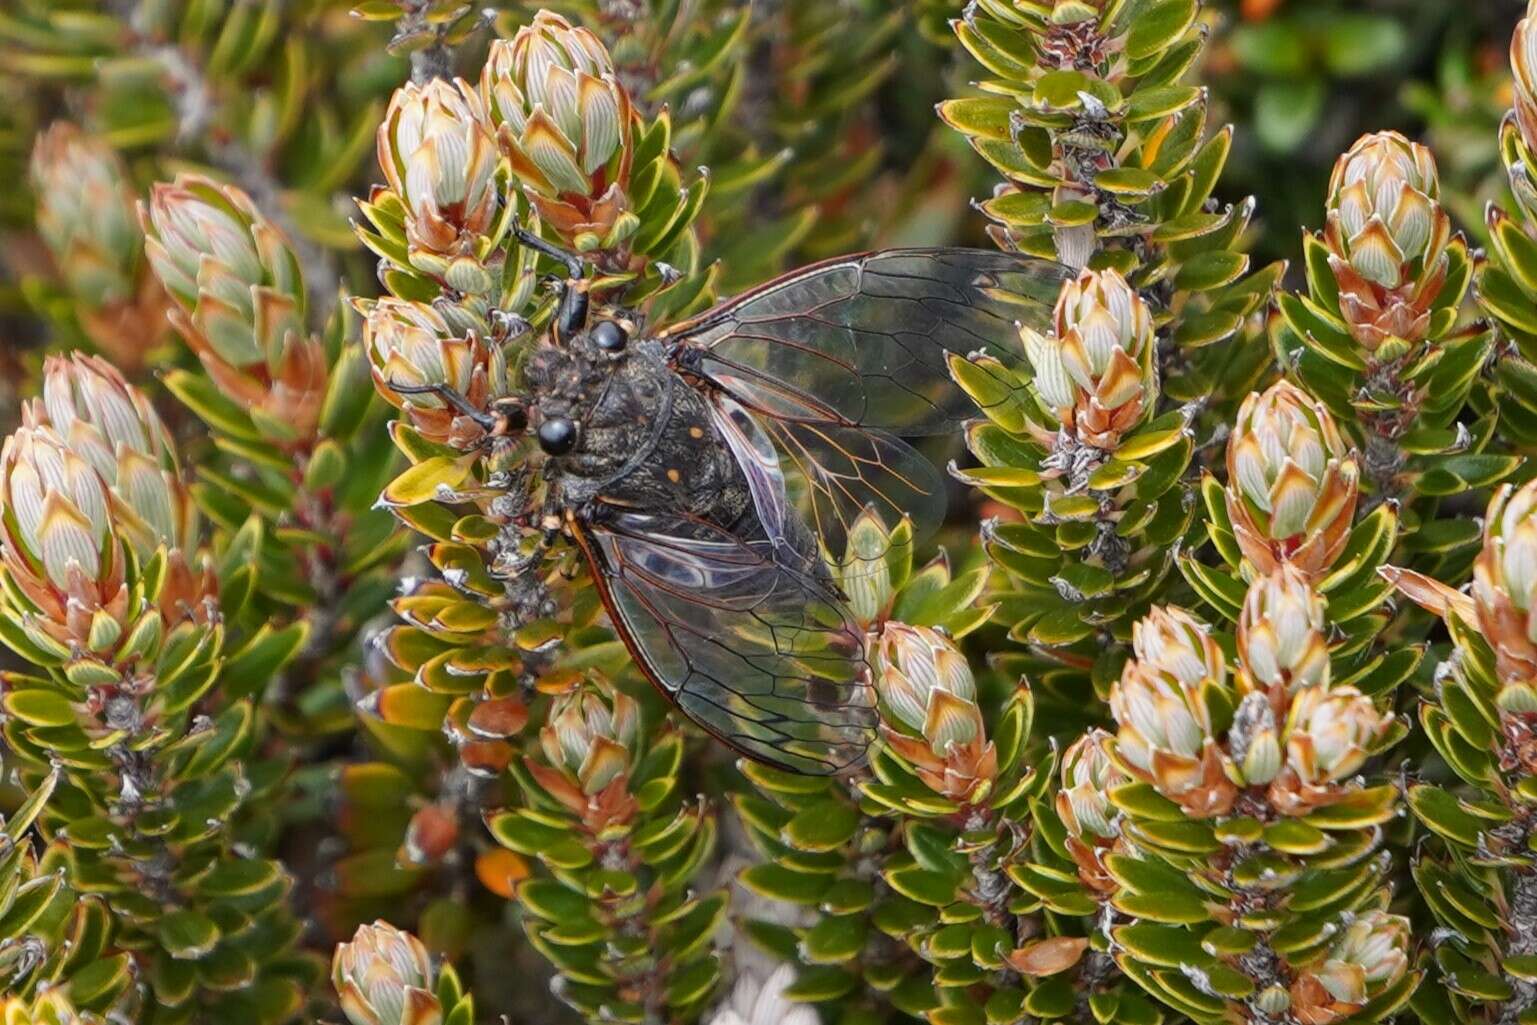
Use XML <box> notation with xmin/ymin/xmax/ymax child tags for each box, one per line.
<box><xmin>537</xmin><ymin>416</ymin><xmax>578</xmax><ymax>456</ymax></box>
<box><xmin>592</xmin><ymin>320</ymin><xmax>629</xmax><ymax>353</ymax></box>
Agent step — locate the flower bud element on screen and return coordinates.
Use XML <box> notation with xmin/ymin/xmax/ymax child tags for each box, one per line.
<box><xmin>38</xmin><ymin>354</ymin><xmax>197</xmax><ymax>558</ymax></box>
<box><xmin>0</xmin><ymin>423</ymin><xmax>127</xmax><ymax>649</ymax></box>
<box><xmin>1237</xmin><ymin>564</ymin><xmax>1330</xmax><ymax>700</ymax></box>
<box><xmin>481</xmin><ymin>13</ymin><xmax>637</xmax><ymax>249</ymax></box>
<box><xmin>141</xmin><ymin>175</ymin><xmax>325</xmax><ymax>439</ymax></box>
<box><xmin>1469</xmin><ymin>481</ymin><xmax>1537</xmax><ymax>707</ymax></box>
<box><xmin>874</xmin><ymin>623</ymin><xmax>978</xmax><ymax>743</ymax></box>
<box><xmin>2</xmin><ymin>424</ymin><xmax>114</xmax><ymax>593</ymax></box>
<box><xmin>1058</xmin><ymin>729</ymin><xmax>1122</xmax><ymax>841</ymax></box>
<box><xmin>540</xmin><ymin>682</ymin><xmax>640</xmax><ymax>795</ymax></box>
<box><xmin>1323</xmin><ymin>131</ymin><xmax>1451</xmax><ymax>351</ymax></box>
<box><xmin>873</xmin><ymin>622</ymin><xmax>996</xmax><ymax>801</ymax></box>
<box><xmin>1110</xmin><ymin>607</ymin><xmax>1237</xmax><ymax>817</ymax></box>
<box><xmin>1056</xmin><ymin>728</ymin><xmax>1123</xmax><ymax>895</ymax></box>
<box><xmin>1290</xmin><ymin>912</ymin><xmax>1410</xmax><ymax>1025</ymax></box>
<box><xmin>333</xmin><ymin>921</ymin><xmax>442</xmax><ymax>1025</ymax></box>
<box><xmin>1269</xmin><ymin>686</ymin><xmax>1392</xmax><ymax>815</ymax></box>
<box><xmin>29</xmin><ymin>124</ymin><xmax>138</xmax><ymax>306</ymax></box>
<box><xmin>362</xmin><ymin>298</ymin><xmax>508</xmax><ymax>446</ymax></box>
<box><xmin>377</xmin><ymin>78</ymin><xmax>502</xmax><ymax>288</ymax></box>
<box><xmin>836</xmin><ymin>509</ymin><xmax>896</xmax><ymax>628</ymax></box>
<box><xmin>29</xmin><ymin>123</ymin><xmax>170</xmax><ymax>371</ymax></box>
<box><xmin>1022</xmin><ymin>268</ymin><xmax>1157</xmax><ymax>450</ymax></box>
<box><xmin>1226</xmin><ymin>381</ymin><xmax>1359</xmax><ymax>581</ymax></box>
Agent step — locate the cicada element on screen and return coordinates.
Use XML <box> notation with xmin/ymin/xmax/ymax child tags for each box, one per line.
<box><xmin>405</xmin><ymin>239</ymin><xmax>1067</xmax><ymax>774</ymax></box>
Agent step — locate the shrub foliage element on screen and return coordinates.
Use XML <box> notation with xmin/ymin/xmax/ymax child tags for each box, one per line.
<box><xmin>2</xmin><ymin>3</ymin><xmax>1537</xmax><ymax>1025</ymax></box>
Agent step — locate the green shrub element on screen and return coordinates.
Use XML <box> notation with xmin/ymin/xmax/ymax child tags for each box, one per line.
<box><xmin>2</xmin><ymin>3</ymin><xmax>1537</xmax><ymax>1025</ymax></box>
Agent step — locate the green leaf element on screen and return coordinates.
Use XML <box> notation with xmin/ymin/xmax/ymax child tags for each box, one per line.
<box><xmin>883</xmin><ymin>864</ymin><xmax>961</xmax><ymax>907</ymax></box>
<box><xmin>801</xmin><ymin>913</ymin><xmax>869</xmax><ymax>963</ymax></box>
<box><xmin>1126</xmin><ymin>0</ymin><xmax>1196</xmax><ymax>60</ymax></box>
<box><xmin>1407</xmin><ymin>784</ymin><xmax>1483</xmax><ymax>848</ymax></box>
<box><xmin>159</xmin><ymin>909</ymin><xmax>221</xmax><ymax>959</ymax></box>
<box><xmin>937</xmin><ymin>97</ymin><xmax>1016</xmax><ymax>140</ymax></box>
<box><xmin>781</xmin><ymin>801</ymin><xmax>860</xmax><ymax>852</ymax></box>
<box><xmin>4</xmin><ymin>688</ymin><xmax>76</xmax><ymax>727</ymax></box>
<box><xmin>782</xmin><ymin>966</ymin><xmax>858</xmax><ymax>1002</ymax></box>
<box><xmin>1125</xmin><ymin>85</ymin><xmax>1200</xmax><ymax>122</ymax></box>
<box><xmin>220</xmin><ymin>622</ymin><xmax>310</xmax><ymax>699</ymax></box>
<box><xmin>164</xmin><ymin>369</ymin><xmax>260</xmax><ymax>441</ymax></box>
<box><xmin>739</xmin><ymin>864</ymin><xmax>833</xmax><ymax>905</ymax></box>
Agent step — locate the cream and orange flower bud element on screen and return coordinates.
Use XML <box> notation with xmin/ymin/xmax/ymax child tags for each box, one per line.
<box><xmin>527</xmin><ymin>680</ymin><xmax>642</xmax><ymax>831</ymax></box>
<box><xmin>1022</xmin><ymin>268</ymin><xmax>1157</xmax><ymax>450</ymax></box>
<box><xmin>1</xmin><ymin>358</ymin><xmax>215</xmax><ymax>661</ymax></box>
<box><xmin>1469</xmin><ymin>481</ymin><xmax>1537</xmax><ymax>712</ymax></box>
<box><xmin>1268</xmin><ymin>686</ymin><xmax>1392</xmax><ymax>815</ymax></box>
<box><xmin>37</xmin><ymin>353</ymin><xmax>197</xmax><ymax>559</ymax></box>
<box><xmin>1109</xmin><ymin>607</ymin><xmax>1237</xmax><ymax>817</ymax></box>
<box><xmin>873</xmin><ymin>622</ymin><xmax>996</xmax><ymax>801</ymax></box>
<box><xmin>362</xmin><ymin>298</ymin><xmax>508</xmax><ymax>446</ymax></box>
<box><xmin>481</xmin><ymin>12</ymin><xmax>637</xmax><ymax>250</ymax></box>
<box><xmin>0</xmin><ymin>423</ymin><xmax>126</xmax><ymax>652</ymax></box>
<box><xmin>31</xmin><ymin>123</ymin><xmax>138</xmax><ymax>307</ymax></box>
<box><xmin>1058</xmin><ymin>728</ymin><xmax>1121</xmax><ymax>841</ymax></box>
<box><xmin>1290</xmin><ymin>911</ymin><xmax>1410</xmax><ymax>1025</ymax></box>
<box><xmin>333</xmin><ymin>921</ymin><xmax>442</xmax><ymax>1025</ymax></box>
<box><xmin>378</xmin><ymin>78</ymin><xmax>503</xmax><ymax>290</ymax></box>
<box><xmin>541</xmin><ymin>682</ymin><xmax>640</xmax><ymax>794</ymax></box>
<box><xmin>0</xmin><ymin>424</ymin><xmax>112</xmax><ymax>594</ymax></box>
<box><xmin>1226</xmin><ymin>381</ymin><xmax>1359</xmax><ymax>581</ymax></box>
<box><xmin>141</xmin><ymin>175</ymin><xmax>325</xmax><ymax>440</ymax></box>
<box><xmin>29</xmin><ymin>123</ymin><xmax>168</xmax><ymax>370</ymax></box>
<box><xmin>1237</xmin><ymin>563</ymin><xmax>1330</xmax><ymax>704</ymax></box>
<box><xmin>1323</xmin><ymin>131</ymin><xmax>1451</xmax><ymax>351</ymax></box>
<box><xmin>1056</xmin><ymin>729</ymin><xmax>1123</xmax><ymax>895</ymax></box>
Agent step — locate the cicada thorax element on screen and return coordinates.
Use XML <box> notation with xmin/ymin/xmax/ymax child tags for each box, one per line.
<box><xmin>522</xmin><ymin>330</ymin><xmax>755</xmax><ymax>529</ymax></box>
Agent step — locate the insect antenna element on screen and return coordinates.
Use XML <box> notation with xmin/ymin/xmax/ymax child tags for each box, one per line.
<box><xmin>386</xmin><ymin>381</ymin><xmax>497</xmax><ymax>431</ymax></box>
<box><xmin>513</xmin><ymin>226</ymin><xmax>584</xmax><ymax>280</ymax></box>
<box><xmin>512</xmin><ymin>226</ymin><xmax>591</xmax><ymax>341</ymax></box>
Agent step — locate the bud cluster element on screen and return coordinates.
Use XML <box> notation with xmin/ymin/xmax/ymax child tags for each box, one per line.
<box><xmin>362</xmin><ymin>8</ymin><xmax>656</xmax><ymax>301</ymax></box>
<box><xmin>1111</xmin><ymin>574</ymin><xmax>1394</xmax><ymax>820</ymax></box>
<box><xmin>0</xmin><ymin>354</ymin><xmax>210</xmax><ymax>665</ymax></box>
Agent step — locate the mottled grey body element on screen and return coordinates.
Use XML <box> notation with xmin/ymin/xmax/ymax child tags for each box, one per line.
<box><xmin>522</xmin><ymin>334</ymin><xmax>757</xmax><ymax>532</ymax></box>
